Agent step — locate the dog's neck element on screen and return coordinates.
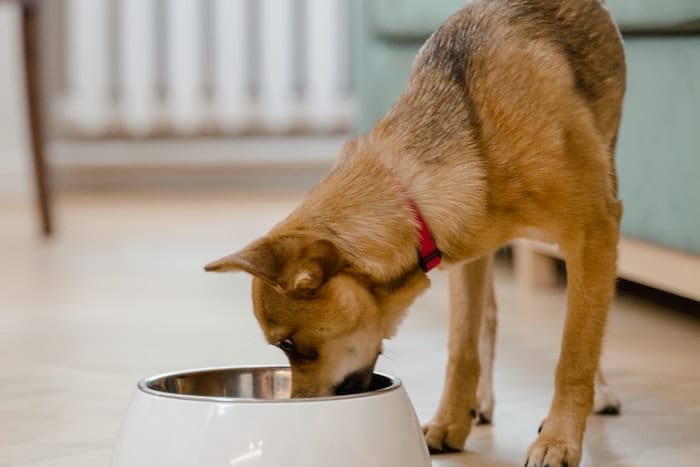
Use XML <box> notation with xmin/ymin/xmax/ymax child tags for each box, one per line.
<box><xmin>273</xmin><ymin>141</ymin><xmax>430</xmax><ymax>285</ymax></box>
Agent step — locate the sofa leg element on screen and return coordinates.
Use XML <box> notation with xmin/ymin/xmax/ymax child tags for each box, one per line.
<box><xmin>513</xmin><ymin>240</ymin><xmax>559</xmax><ymax>288</ymax></box>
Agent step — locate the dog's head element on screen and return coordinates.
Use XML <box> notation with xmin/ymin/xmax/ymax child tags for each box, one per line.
<box><xmin>205</xmin><ymin>232</ymin><xmax>429</xmax><ymax>397</ymax></box>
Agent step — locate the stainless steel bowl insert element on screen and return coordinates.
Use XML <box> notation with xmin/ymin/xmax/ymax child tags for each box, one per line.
<box><xmin>138</xmin><ymin>366</ymin><xmax>400</xmax><ymax>402</ymax></box>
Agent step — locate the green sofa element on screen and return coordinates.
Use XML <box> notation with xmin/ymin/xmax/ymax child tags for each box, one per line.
<box><xmin>354</xmin><ymin>0</ymin><xmax>700</xmax><ymax>258</ymax></box>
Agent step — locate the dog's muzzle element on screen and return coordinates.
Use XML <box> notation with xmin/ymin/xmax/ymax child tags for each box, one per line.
<box><xmin>332</xmin><ymin>366</ymin><xmax>374</xmax><ymax>396</ymax></box>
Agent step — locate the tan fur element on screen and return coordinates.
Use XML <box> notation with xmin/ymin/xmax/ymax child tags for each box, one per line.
<box><xmin>206</xmin><ymin>1</ymin><xmax>625</xmax><ymax>465</ymax></box>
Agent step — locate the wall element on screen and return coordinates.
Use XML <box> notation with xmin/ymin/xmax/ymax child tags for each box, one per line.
<box><xmin>0</xmin><ymin>4</ymin><xmax>30</xmax><ymax>200</ymax></box>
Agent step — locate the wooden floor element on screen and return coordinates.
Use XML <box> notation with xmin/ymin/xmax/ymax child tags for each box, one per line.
<box><xmin>1</xmin><ymin>191</ymin><xmax>699</xmax><ymax>466</ymax></box>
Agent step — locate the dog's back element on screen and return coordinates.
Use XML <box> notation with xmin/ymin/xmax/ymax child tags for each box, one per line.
<box><xmin>372</xmin><ymin>0</ymin><xmax>626</xmax><ymax>253</ymax></box>
<box><xmin>384</xmin><ymin>0</ymin><xmax>625</xmax><ymax>142</ymax></box>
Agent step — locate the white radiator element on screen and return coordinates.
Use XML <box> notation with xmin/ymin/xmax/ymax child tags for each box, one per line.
<box><xmin>58</xmin><ymin>0</ymin><xmax>354</xmax><ymax>137</ymax></box>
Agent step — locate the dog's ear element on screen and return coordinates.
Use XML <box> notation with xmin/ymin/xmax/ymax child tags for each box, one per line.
<box><xmin>204</xmin><ymin>235</ymin><xmax>342</xmax><ymax>297</ymax></box>
<box><xmin>282</xmin><ymin>237</ymin><xmax>343</xmax><ymax>297</ymax></box>
<box><xmin>204</xmin><ymin>237</ymin><xmax>284</xmax><ymax>291</ymax></box>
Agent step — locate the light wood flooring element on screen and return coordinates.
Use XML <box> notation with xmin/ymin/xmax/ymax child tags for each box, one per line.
<box><xmin>1</xmin><ymin>191</ymin><xmax>698</xmax><ymax>466</ymax></box>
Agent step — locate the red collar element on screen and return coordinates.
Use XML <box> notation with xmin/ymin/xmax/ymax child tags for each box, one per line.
<box><xmin>407</xmin><ymin>197</ymin><xmax>442</xmax><ymax>272</ymax></box>
<box><xmin>389</xmin><ymin>172</ymin><xmax>442</xmax><ymax>272</ymax></box>
<box><xmin>389</xmin><ymin>174</ymin><xmax>442</xmax><ymax>272</ymax></box>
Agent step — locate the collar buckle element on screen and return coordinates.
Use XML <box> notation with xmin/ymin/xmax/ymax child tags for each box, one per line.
<box><xmin>418</xmin><ymin>248</ymin><xmax>442</xmax><ymax>272</ymax></box>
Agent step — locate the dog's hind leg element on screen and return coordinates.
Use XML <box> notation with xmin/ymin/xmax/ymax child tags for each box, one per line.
<box><xmin>423</xmin><ymin>254</ymin><xmax>492</xmax><ymax>453</ymax></box>
<box><xmin>525</xmin><ymin>197</ymin><xmax>622</xmax><ymax>467</ymax></box>
<box><xmin>594</xmin><ymin>366</ymin><xmax>621</xmax><ymax>415</ymax></box>
<box><xmin>476</xmin><ymin>270</ymin><xmax>497</xmax><ymax>425</ymax></box>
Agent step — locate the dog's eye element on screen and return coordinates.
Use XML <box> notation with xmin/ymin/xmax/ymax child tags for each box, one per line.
<box><xmin>278</xmin><ymin>338</ymin><xmax>295</xmax><ymax>353</ymax></box>
<box><xmin>276</xmin><ymin>338</ymin><xmax>318</xmax><ymax>362</ymax></box>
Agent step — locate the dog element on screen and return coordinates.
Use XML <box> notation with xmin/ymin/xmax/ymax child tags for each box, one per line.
<box><xmin>205</xmin><ymin>0</ymin><xmax>625</xmax><ymax>465</ymax></box>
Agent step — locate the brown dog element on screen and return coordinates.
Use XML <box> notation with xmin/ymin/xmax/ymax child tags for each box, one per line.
<box><xmin>206</xmin><ymin>1</ymin><xmax>625</xmax><ymax>465</ymax></box>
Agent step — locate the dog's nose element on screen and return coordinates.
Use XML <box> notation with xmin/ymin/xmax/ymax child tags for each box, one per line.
<box><xmin>333</xmin><ymin>367</ymin><xmax>374</xmax><ymax>396</ymax></box>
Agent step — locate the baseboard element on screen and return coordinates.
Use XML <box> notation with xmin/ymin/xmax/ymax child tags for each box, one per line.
<box><xmin>49</xmin><ymin>136</ymin><xmax>343</xmax><ymax>193</ymax></box>
<box><xmin>50</xmin><ymin>136</ymin><xmax>345</xmax><ymax>168</ymax></box>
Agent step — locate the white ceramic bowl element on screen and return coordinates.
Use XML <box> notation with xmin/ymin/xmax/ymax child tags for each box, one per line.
<box><xmin>111</xmin><ymin>366</ymin><xmax>431</xmax><ymax>467</ymax></box>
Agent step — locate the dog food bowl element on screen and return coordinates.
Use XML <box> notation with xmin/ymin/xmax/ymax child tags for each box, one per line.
<box><xmin>110</xmin><ymin>366</ymin><xmax>431</xmax><ymax>467</ymax></box>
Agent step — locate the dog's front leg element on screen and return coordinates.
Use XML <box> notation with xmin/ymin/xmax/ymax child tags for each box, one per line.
<box><xmin>525</xmin><ymin>204</ymin><xmax>621</xmax><ymax>467</ymax></box>
<box><xmin>423</xmin><ymin>254</ymin><xmax>492</xmax><ymax>453</ymax></box>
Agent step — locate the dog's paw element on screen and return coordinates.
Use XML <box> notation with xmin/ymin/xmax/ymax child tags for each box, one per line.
<box><xmin>593</xmin><ymin>384</ymin><xmax>621</xmax><ymax>416</ymax></box>
<box><xmin>524</xmin><ymin>435</ymin><xmax>581</xmax><ymax>467</ymax></box>
<box><xmin>475</xmin><ymin>411</ymin><xmax>492</xmax><ymax>425</ymax></box>
<box><xmin>422</xmin><ymin>414</ymin><xmax>472</xmax><ymax>454</ymax></box>
<box><xmin>475</xmin><ymin>391</ymin><xmax>494</xmax><ymax>425</ymax></box>
<box><xmin>475</xmin><ymin>396</ymin><xmax>494</xmax><ymax>425</ymax></box>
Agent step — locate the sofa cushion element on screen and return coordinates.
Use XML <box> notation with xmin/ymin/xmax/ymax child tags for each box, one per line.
<box><xmin>616</xmin><ymin>37</ymin><xmax>700</xmax><ymax>255</ymax></box>
<box><xmin>368</xmin><ymin>0</ymin><xmax>700</xmax><ymax>40</ymax></box>
<box><xmin>606</xmin><ymin>0</ymin><xmax>700</xmax><ymax>32</ymax></box>
<box><xmin>366</xmin><ymin>0</ymin><xmax>470</xmax><ymax>39</ymax></box>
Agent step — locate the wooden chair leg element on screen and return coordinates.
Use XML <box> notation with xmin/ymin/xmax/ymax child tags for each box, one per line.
<box><xmin>21</xmin><ymin>1</ymin><xmax>52</xmax><ymax>236</ymax></box>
